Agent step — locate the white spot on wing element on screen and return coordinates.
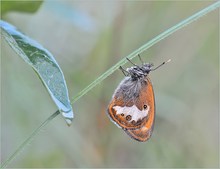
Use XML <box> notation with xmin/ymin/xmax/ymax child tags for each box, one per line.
<box><xmin>113</xmin><ymin>105</ymin><xmax>150</xmax><ymax>122</ymax></box>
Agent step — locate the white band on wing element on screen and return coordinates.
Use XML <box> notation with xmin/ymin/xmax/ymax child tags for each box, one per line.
<box><xmin>113</xmin><ymin>105</ymin><xmax>150</xmax><ymax>122</ymax></box>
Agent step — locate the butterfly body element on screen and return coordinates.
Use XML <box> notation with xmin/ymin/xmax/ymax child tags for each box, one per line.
<box><xmin>107</xmin><ymin>62</ymin><xmax>156</xmax><ymax>142</ymax></box>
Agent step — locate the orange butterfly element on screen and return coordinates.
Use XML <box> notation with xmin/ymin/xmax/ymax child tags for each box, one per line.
<box><xmin>107</xmin><ymin>55</ymin><xmax>170</xmax><ymax>142</ymax></box>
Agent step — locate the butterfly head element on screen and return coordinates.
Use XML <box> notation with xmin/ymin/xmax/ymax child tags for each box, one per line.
<box><xmin>126</xmin><ymin>63</ymin><xmax>153</xmax><ymax>80</ymax></box>
<box><xmin>142</xmin><ymin>59</ymin><xmax>171</xmax><ymax>74</ymax></box>
<box><xmin>141</xmin><ymin>63</ymin><xmax>154</xmax><ymax>74</ymax></box>
<box><xmin>126</xmin><ymin>59</ymin><xmax>171</xmax><ymax>80</ymax></box>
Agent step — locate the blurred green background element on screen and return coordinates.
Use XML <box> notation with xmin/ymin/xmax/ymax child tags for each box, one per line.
<box><xmin>1</xmin><ymin>1</ymin><xmax>219</xmax><ymax>168</ymax></box>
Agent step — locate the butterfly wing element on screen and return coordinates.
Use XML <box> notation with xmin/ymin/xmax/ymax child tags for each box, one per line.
<box><xmin>124</xmin><ymin>78</ymin><xmax>155</xmax><ymax>142</ymax></box>
<box><xmin>107</xmin><ymin>77</ymin><xmax>154</xmax><ymax>131</ymax></box>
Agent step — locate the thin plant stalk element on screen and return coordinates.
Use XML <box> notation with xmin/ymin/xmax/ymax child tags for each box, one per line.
<box><xmin>1</xmin><ymin>111</ymin><xmax>60</xmax><ymax>168</ymax></box>
<box><xmin>1</xmin><ymin>1</ymin><xmax>220</xmax><ymax>168</ymax></box>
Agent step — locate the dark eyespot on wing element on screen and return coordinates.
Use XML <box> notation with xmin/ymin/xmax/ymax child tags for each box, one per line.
<box><xmin>126</xmin><ymin>115</ymin><xmax>132</xmax><ymax>121</ymax></box>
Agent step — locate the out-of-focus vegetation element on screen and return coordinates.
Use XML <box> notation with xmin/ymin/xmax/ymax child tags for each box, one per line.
<box><xmin>1</xmin><ymin>1</ymin><xmax>43</xmax><ymax>15</ymax></box>
<box><xmin>1</xmin><ymin>1</ymin><xmax>218</xmax><ymax>168</ymax></box>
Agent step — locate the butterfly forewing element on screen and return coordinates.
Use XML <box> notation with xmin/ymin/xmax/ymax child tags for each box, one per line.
<box><xmin>107</xmin><ymin>77</ymin><xmax>154</xmax><ymax>132</ymax></box>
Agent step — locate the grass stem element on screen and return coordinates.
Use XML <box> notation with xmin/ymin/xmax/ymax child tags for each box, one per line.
<box><xmin>1</xmin><ymin>111</ymin><xmax>60</xmax><ymax>168</ymax></box>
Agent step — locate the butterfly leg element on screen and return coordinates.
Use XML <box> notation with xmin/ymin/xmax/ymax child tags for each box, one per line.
<box><xmin>138</xmin><ymin>54</ymin><xmax>144</xmax><ymax>65</ymax></box>
<box><xmin>119</xmin><ymin>66</ymin><xmax>129</xmax><ymax>76</ymax></box>
<box><xmin>126</xmin><ymin>57</ymin><xmax>138</xmax><ymax>67</ymax></box>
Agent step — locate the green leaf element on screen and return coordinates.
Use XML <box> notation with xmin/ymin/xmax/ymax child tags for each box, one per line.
<box><xmin>0</xmin><ymin>20</ymin><xmax>74</xmax><ymax>125</ymax></box>
<box><xmin>1</xmin><ymin>1</ymin><xmax>43</xmax><ymax>15</ymax></box>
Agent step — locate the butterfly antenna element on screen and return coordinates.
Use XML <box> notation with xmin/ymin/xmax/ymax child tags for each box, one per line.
<box><xmin>151</xmin><ymin>59</ymin><xmax>171</xmax><ymax>71</ymax></box>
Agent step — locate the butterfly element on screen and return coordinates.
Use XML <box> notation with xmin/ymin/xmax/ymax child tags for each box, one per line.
<box><xmin>107</xmin><ymin>55</ymin><xmax>170</xmax><ymax>142</ymax></box>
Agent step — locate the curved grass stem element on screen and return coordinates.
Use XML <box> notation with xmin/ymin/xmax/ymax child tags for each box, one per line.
<box><xmin>1</xmin><ymin>110</ymin><xmax>60</xmax><ymax>168</ymax></box>
<box><xmin>1</xmin><ymin>1</ymin><xmax>220</xmax><ymax>168</ymax></box>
